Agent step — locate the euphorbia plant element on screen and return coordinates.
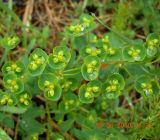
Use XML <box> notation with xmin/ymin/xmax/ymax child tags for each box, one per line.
<box><xmin>0</xmin><ymin>13</ymin><xmax>160</xmax><ymax>139</ymax></box>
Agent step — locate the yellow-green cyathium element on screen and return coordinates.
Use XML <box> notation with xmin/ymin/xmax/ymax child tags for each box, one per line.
<box><xmin>19</xmin><ymin>93</ymin><xmax>31</xmax><ymax>106</ymax></box>
<box><xmin>128</xmin><ymin>47</ymin><xmax>141</xmax><ymax>60</ymax></box>
<box><xmin>86</xmin><ymin>60</ymin><xmax>97</xmax><ymax>73</ymax></box>
<box><xmin>44</xmin><ymin>80</ymin><xmax>55</xmax><ymax>97</ymax></box>
<box><xmin>29</xmin><ymin>54</ymin><xmax>45</xmax><ymax>70</ymax></box>
<box><xmin>69</xmin><ymin>24</ymin><xmax>84</xmax><ymax>33</ymax></box>
<box><xmin>103</xmin><ymin>45</ymin><xmax>116</xmax><ymax>56</ymax></box>
<box><xmin>68</xmin><ymin>14</ymin><xmax>95</xmax><ymax>35</ymax></box>
<box><xmin>106</xmin><ymin>79</ymin><xmax>119</xmax><ymax>93</ymax></box>
<box><xmin>7</xmin><ymin>79</ymin><xmax>19</xmax><ymax>93</ymax></box>
<box><xmin>102</xmin><ymin>35</ymin><xmax>109</xmax><ymax>43</ymax></box>
<box><xmin>6</xmin><ymin>63</ymin><xmax>21</xmax><ymax>73</ymax></box>
<box><xmin>104</xmin><ymin>74</ymin><xmax>125</xmax><ymax>99</ymax></box>
<box><xmin>141</xmin><ymin>83</ymin><xmax>153</xmax><ymax>95</ymax></box>
<box><xmin>147</xmin><ymin>39</ymin><xmax>159</xmax><ymax>49</ymax></box>
<box><xmin>52</xmin><ymin>51</ymin><xmax>65</xmax><ymax>63</ymax></box>
<box><xmin>84</xmin><ymin>86</ymin><xmax>100</xmax><ymax>99</ymax></box>
<box><xmin>6</xmin><ymin>36</ymin><xmax>19</xmax><ymax>47</ymax></box>
<box><xmin>62</xmin><ymin>81</ymin><xmax>72</xmax><ymax>91</ymax></box>
<box><xmin>0</xmin><ymin>95</ymin><xmax>14</xmax><ymax>105</ymax></box>
<box><xmin>85</xmin><ymin>47</ymin><xmax>101</xmax><ymax>56</ymax></box>
<box><xmin>64</xmin><ymin>99</ymin><xmax>74</xmax><ymax>110</ymax></box>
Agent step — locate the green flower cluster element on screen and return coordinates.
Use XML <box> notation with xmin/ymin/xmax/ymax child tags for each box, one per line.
<box><xmin>7</xmin><ymin>79</ymin><xmax>19</xmax><ymax>92</ymax></box>
<box><xmin>0</xmin><ymin>95</ymin><xmax>14</xmax><ymax>105</ymax></box>
<box><xmin>0</xmin><ymin>35</ymin><xmax>20</xmax><ymax>49</ymax></box>
<box><xmin>2</xmin><ymin>61</ymin><xmax>24</xmax><ymax>76</ymax></box>
<box><xmin>86</xmin><ymin>60</ymin><xmax>98</xmax><ymax>73</ymax></box>
<box><xmin>141</xmin><ymin>83</ymin><xmax>153</xmax><ymax>94</ymax></box>
<box><xmin>0</xmin><ymin>14</ymin><xmax>159</xmax><ymax>108</ymax></box>
<box><xmin>44</xmin><ymin>81</ymin><xmax>55</xmax><ymax>97</ymax></box>
<box><xmin>135</xmin><ymin>76</ymin><xmax>159</xmax><ymax>96</ymax></box>
<box><xmin>28</xmin><ymin>54</ymin><xmax>45</xmax><ymax>71</ymax></box>
<box><xmin>102</xmin><ymin>35</ymin><xmax>117</xmax><ymax>56</ymax></box>
<box><xmin>106</xmin><ymin>80</ymin><xmax>119</xmax><ymax>92</ymax></box>
<box><xmin>5</xmin><ymin>36</ymin><xmax>19</xmax><ymax>47</ymax></box>
<box><xmin>128</xmin><ymin>47</ymin><xmax>141</xmax><ymax>60</ymax></box>
<box><xmin>48</xmin><ymin>47</ymin><xmax>71</xmax><ymax>70</ymax></box>
<box><xmin>68</xmin><ymin>16</ymin><xmax>94</xmax><ymax>34</ymax></box>
<box><xmin>52</xmin><ymin>51</ymin><xmax>65</xmax><ymax>63</ymax></box>
<box><xmin>148</xmin><ymin>39</ymin><xmax>158</xmax><ymax>48</ymax></box>
<box><xmin>79</xmin><ymin>80</ymin><xmax>101</xmax><ymax>103</ymax></box>
<box><xmin>18</xmin><ymin>93</ymin><xmax>31</xmax><ymax>106</ymax></box>
<box><xmin>103</xmin><ymin>74</ymin><xmax>125</xmax><ymax>99</ymax></box>
<box><xmin>103</xmin><ymin>45</ymin><xmax>116</xmax><ymax>56</ymax></box>
<box><xmin>82</xmin><ymin>56</ymin><xmax>100</xmax><ymax>81</ymax></box>
<box><xmin>146</xmin><ymin>33</ymin><xmax>160</xmax><ymax>57</ymax></box>
<box><xmin>1</xmin><ymin>73</ymin><xmax>29</xmax><ymax>107</ymax></box>
<box><xmin>6</xmin><ymin>63</ymin><xmax>21</xmax><ymax>72</ymax></box>
<box><xmin>85</xmin><ymin>47</ymin><xmax>101</xmax><ymax>56</ymax></box>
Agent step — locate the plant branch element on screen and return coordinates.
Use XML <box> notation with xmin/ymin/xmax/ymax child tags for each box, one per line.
<box><xmin>14</xmin><ymin>116</ymin><xmax>19</xmax><ymax>140</ymax></box>
<box><xmin>0</xmin><ymin>49</ymin><xmax>9</xmax><ymax>67</ymax></box>
<box><xmin>45</xmin><ymin>100</ymin><xmax>76</xmax><ymax>140</ymax></box>
<box><xmin>63</xmin><ymin>67</ymin><xmax>81</xmax><ymax>73</ymax></box>
<box><xmin>45</xmin><ymin>99</ymin><xmax>52</xmax><ymax>140</ymax></box>
<box><xmin>91</xmin><ymin>13</ymin><xmax>135</xmax><ymax>45</ymax></box>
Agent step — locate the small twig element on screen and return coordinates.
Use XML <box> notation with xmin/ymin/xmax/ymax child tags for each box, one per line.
<box><xmin>14</xmin><ymin>116</ymin><xmax>19</xmax><ymax>140</ymax></box>
<box><xmin>122</xmin><ymin>97</ymin><xmax>142</xmax><ymax>108</ymax></box>
<box><xmin>135</xmin><ymin>34</ymin><xmax>145</xmax><ymax>39</ymax></box>
<box><xmin>5</xmin><ymin>128</ymin><xmax>14</xmax><ymax>137</ymax></box>
<box><xmin>23</xmin><ymin>0</ymin><xmax>34</xmax><ymax>30</ymax></box>
<box><xmin>42</xmin><ymin>96</ymin><xmax>76</xmax><ymax>140</ymax></box>
<box><xmin>44</xmin><ymin>0</ymin><xmax>60</xmax><ymax>31</ymax></box>
<box><xmin>51</xmin><ymin>120</ymin><xmax>76</xmax><ymax>140</ymax></box>
<box><xmin>36</xmin><ymin>95</ymin><xmax>46</xmax><ymax>102</ymax></box>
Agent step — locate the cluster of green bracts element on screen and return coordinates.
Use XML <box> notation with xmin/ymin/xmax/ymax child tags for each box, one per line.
<box><xmin>0</xmin><ymin>14</ymin><xmax>159</xmax><ymax>108</ymax></box>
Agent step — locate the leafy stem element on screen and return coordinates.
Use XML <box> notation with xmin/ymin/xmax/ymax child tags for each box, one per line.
<box><xmin>0</xmin><ymin>49</ymin><xmax>9</xmax><ymax>67</ymax></box>
<box><xmin>91</xmin><ymin>13</ymin><xmax>135</xmax><ymax>45</ymax></box>
<box><xmin>14</xmin><ymin>116</ymin><xmax>19</xmax><ymax>140</ymax></box>
<box><xmin>45</xmin><ymin>99</ymin><xmax>52</xmax><ymax>140</ymax></box>
<box><xmin>63</xmin><ymin>67</ymin><xmax>81</xmax><ymax>73</ymax></box>
<box><xmin>63</xmin><ymin>73</ymin><xmax>80</xmax><ymax>77</ymax></box>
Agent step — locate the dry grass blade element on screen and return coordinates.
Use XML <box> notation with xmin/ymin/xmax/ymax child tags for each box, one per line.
<box><xmin>23</xmin><ymin>0</ymin><xmax>34</xmax><ymax>30</ymax></box>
